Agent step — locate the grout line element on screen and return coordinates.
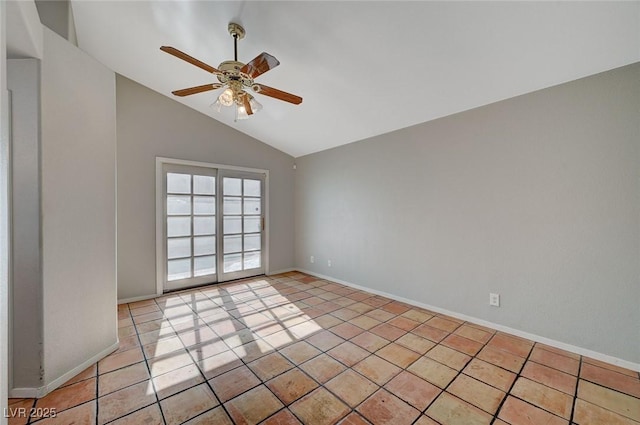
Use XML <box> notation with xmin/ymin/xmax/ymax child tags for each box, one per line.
<box><xmin>134</xmin><ymin>299</ymin><xmax>168</xmax><ymax>425</ymax></box>
<box><xmin>568</xmin><ymin>355</ymin><xmax>583</xmax><ymax>424</ymax></box>
<box><xmin>487</xmin><ymin>341</ymin><xmax>535</xmax><ymax>425</ymax></box>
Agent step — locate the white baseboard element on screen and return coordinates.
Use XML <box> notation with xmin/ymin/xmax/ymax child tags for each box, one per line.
<box><xmin>118</xmin><ymin>270</ymin><xmax>295</xmax><ymax>304</ymax></box>
<box><xmin>9</xmin><ymin>340</ymin><xmax>119</xmax><ymax>398</ymax></box>
<box><xmin>267</xmin><ymin>268</ymin><xmax>295</xmax><ymax>276</ymax></box>
<box><xmin>297</xmin><ymin>269</ymin><xmax>640</xmax><ymax>372</ymax></box>
<box><xmin>118</xmin><ymin>293</ymin><xmax>160</xmax><ymax>304</ymax></box>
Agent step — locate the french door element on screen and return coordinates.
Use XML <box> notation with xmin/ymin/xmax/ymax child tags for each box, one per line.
<box><xmin>161</xmin><ymin>163</ymin><xmax>265</xmax><ymax>292</ymax></box>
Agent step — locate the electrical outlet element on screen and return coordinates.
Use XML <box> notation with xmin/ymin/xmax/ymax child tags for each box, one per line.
<box><xmin>489</xmin><ymin>293</ymin><xmax>500</xmax><ymax>307</ymax></box>
<box><xmin>328</xmin><ymin>259</ymin><xmax>332</xmax><ymax>267</ymax></box>
<box><xmin>310</xmin><ymin>255</ymin><xmax>315</xmax><ymax>264</ymax></box>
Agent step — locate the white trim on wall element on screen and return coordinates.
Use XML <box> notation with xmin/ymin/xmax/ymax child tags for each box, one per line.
<box><xmin>9</xmin><ymin>341</ymin><xmax>118</xmax><ymax>398</ymax></box>
<box><xmin>298</xmin><ymin>268</ymin><xmax>640</xmax><ymax>373</ymax></box>
<box><xmin>154</xmin><ymin>157</ymin><xmax>270</xmax><ymax>296</ymax></box>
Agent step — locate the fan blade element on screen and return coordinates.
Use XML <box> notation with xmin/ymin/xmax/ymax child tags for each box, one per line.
<box><xmin>253</xmin><ymin>84</ymin><xmax>302</xmax><ymax>105</ymax></box>
<box><xmin>172</xmin><ymin>83</ymin><xmax>223</xmax><ymax>97</ymax></box>
<box><xmin>243</xmin><ymin>95</ymin><xmax>254</xmax><ymax>115</ymax></box>
<box><xmin>240</xmin><ymin>52</ymin><xmax>280</xmax><ymax>79</ymax></box>
<box><xmin>160</xmin><ymin>46</ymin><xmax>221</xmax><ymax>74</ymax></box>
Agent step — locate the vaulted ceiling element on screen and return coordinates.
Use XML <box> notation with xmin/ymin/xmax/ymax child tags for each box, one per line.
<box><xmin>11</xmin><ymin>1</ymin><xmax>640</xmax><ymax>157</ymax></box>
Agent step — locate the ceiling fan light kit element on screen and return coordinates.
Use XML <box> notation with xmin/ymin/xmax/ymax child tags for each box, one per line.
<box><xmin>161</xmin><ymin>22</ymin><xmax>302</xmax><ymax>122</ymax></box>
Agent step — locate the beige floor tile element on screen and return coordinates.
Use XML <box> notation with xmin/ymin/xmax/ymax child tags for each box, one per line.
<box><xmin>196</xmin><ymin>349</ymin><xmax>243</xmax><ymax>379</ymax></box>
<box><xmin>98</xmin><ymin>347</ymin><xmax>145</xmax><ymax>374</ymax></box>
<box><xmin>325</xmin><ymin>370</ymin><xmax>378</xmax><ymax>407</ymax></box>
<box><xmin>279</xmin><ymin>341</ymin><xmax>321</xmax><ymax>364</ymax></box>
<box><xmin>425</xmin><ymin>316</ymin><xmax>460</xmax><ymax>333</ymax></box>
<box><xmin>225</xmin><ymin>385</ymin><xmax>284</xmax><ymax>425</ymax></box>
<box><xmin>109</xmin><ymin>404</ymin><xmax>163</xmax><ymax>425</ymax></box>
<box><xmin>412</xmin><ymin>324</ymin><xmax>450</xmax><ymax>343</ymax></box>
<box><xmin>426</xmin><ymin>392</ymin><xmax>492</xmax><ymax>425</ymax></box>
<box><xmin>521</xmin><ymin>361</ymin><xmax>577</xmax><ymax>395</ymax></box>
<box><xmin>462</xmin><ymin>358</ymin><xmax>516</xmax><ymax>392</ymax></box>
<box><xmin>580</xmin><ymin>363</ymin><xmax>640</xmax><ymax>398</ymax></box>
<box><xmin>395</xmin><ymin>333</ymin><xmax>436</xmax><ymax>355</ymax></box>
<box><xmin>573</xmin><ymin>398</ymin><xmax>638</xmax><ymax>425</ymax></box>
<box><xmin>160</xmin><ymin>383</ymin><xmax>219</xmax><ymax>425</ymax></box>
<box><xmin>442</xmin><ymin>334</ymin><xmax>484</xmax><ymax>356</ymax></box>
<box><xmin>476</xmin><ymin>345</ymin><xmax>525</xmax><ymax>373</ymax></box>
<box><xmin>350</xmin><ymin>331</ymin><xmax>390</xmax><ymax>352</ymax></box>
<box><xmin>263</xmin><ymin>409</ymin><xmax>303</xmax><ymax>425</ymax></box>
<box><xmin>209</xmin><ymin>365</ymin><xmax>260</xmax><ymax>402</ymax></box>
<box><xmin>31</xmin><ymin>400</ymin><xmax>95</xmax><ymax>425</ymax></box>
<box><xmin>327</xmin><ymin>341</ymin><xmax>370</xmax><ymax>367</ymax></box>
<box><xmin>577</xmin><ymin>379</ymin><xmax>640</xmax><ymax>422</ymax></box>
<box><xmin>447</xmin><ymin>374</ymin><xmax>505</xmax><ymax>414</ymax></box>
<box><xmin>247</xmin><ymin>352</ymin><xmax>294</xmax><ymax>381</ymax></box>
<box><xmin>152</xmin><ymin>363</ymin><xmax>204</xmax><ymax>400</ymax></box>
<box><xmin>487</xmin><ymin>333</ymin><xmax>533</xmax><ymax>358</ymax></box>
<box><xmin>99</xmin><ymin>362</ymin><xmax>150</xmax><ymax>397</ymax></box>
<box><xmin>300</xmin><ymin>353</ymin><xmax>347</xmax><ymax>383</ymax></box>
<box><xmin>305</xmin><ymin>330</ymin><xmax>345</xmax><ymax>351</ymax></box>
<box><xmin>182</xmin><ymin>406</ymin><xmax>233</xmax><ymax>425</ymax></box>
<box><xmin>97</xmin><ymin>380</ymin><xmax>156</xmax><ymax>424</ymax></box>
<box><xmin>353</xmin><ymin>355</ymin><xmax>402</xmax><ymax>386</ymax></box>
<box><xmin>267</xmin><ymin>368</ymin><xmax>319</xmax><ymax>404</ymax></box>
<box><xmin>453</xmin><ymin>325</ymin><xmax>493</xmax><ymax>344</ymax></box>
<box><xmin>375</xmin><ymin>343</ymin><xmax>421</xmax><ymax>368</ymax></box>
<box><xmin>407</xmin><ymin>357</ymin><xmax>458</xmax><ymax>389</ymax></box>
<box><xmin>36</xmin><ymin>378</ymin><xmax>96</xmax><ymax>413</ymax></box>
<box><xmin>426</xmin><ymin>344</ymin><xmax>471</xmax><ymax>371</ymax></box>
<box><xmin>511</xmin><ymin>377</ymin><xmax>573</xmax><ymax>419</ymax></box>
<box><xmin>290</xmin><ymin>387</ymin><xmax>350</xmax><ymax>425</ymax></box>
<box><xmin>530</xmin><ymin>346</ymin><xmax>580</xmax><ymax>376</ymax></box>
<box><xmin>357</xmin><ymin>389</ymin><xmax>420</xmax><ymax>425</ymax></box>
<box><xmin>498</xmin><ymin>396</ymin><xmax>568</xmax><ymax>425</ymax></box>
<box><xmin>384</xmin><ymin>370</ymin><xmax>441</xmax><ymax>410</ymax></box>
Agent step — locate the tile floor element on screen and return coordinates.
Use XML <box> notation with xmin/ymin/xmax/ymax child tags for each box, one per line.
<box><xmin>8</xmin><ymin>272</ymin><xmax>640</xmax><ymax>425</ymax></box>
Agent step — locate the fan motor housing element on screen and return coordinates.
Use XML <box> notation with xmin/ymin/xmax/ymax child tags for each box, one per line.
<box><xmin>217</xmin><ymin>60</ymin><xmax>253</xmax><ymax>87</ymax></box>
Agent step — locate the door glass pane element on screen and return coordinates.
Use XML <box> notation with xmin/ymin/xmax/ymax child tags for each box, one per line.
<box><xmin>223</xmin><ymin>216</ymin><xmax>242</xmax><ymax>234</ymax></box>
<box><xmin>194</xmin><ymin>255</ymin><xmax>216</xmax><ymax>276</ymax></box>
<box><xmin>167</xmin><ymin>217</ymin><xmax>190</xmax><ymax>237</ymax></box>
<box><xmin>168</xmin><ymin>258</ymin><xmax>191</xmax><ymax>281</ymax></box>
<box><xmin>244</xmin><ymin>252</ymin><xmax>261</xmax><ymax>270</ymax></box>
<box><xmin>243</xmin><ymin>179</ymin><xmax>261</xmax><ymax>197</ymax></box>
<box><xmin>223</xmin><ymin>197</ymin><xmax>242</xmax><ymax>214</ymax></box>
<box><xmin>223</xmin><ymin>178</ymin><xmax>242</xmax><ymax>196</ymax></box>
<box><xmin>194</xmin><ymin>236</ymin><xmax>215</xmax><ymax>256</ymax></box>
<box><xmin>243</xmin><ymin>217</ymin><xmax>261</xmax><ymax>233</ymax></box>
<box><xmin>194</xmin><ymin>216</ymin><xmax>215</xmax><ymax>235</ymax></box>
<box><xmin>194</xmin><ymin>196</ymin><xmax>215</xmax><ymax>215</ymax></box>
<box><xmin>167</xmin><ymin>195</ymin><xmax>191</xmax><ymax>215</ymax></box>
<box><xmin>194</xmin><ymin>175</ymin><xmax>215</xmax><ymax>195</ymax></box>
<box><xmin>167</xmin><ymin>173</ymin><xmax>190</xmax><ymax>194</ymax></box>
<box><xmin>244</xmin><ymin>198</ymin><xmax>261</xmax><ymax>215</ymax></box>
<box><xmin>224</xmin><ymin>253</ymin><xmax>242</xmax><ymax>273</ymax></box>
<box><xmin>223</xmin><ymin>235</ymin><xmax>242</xmax><ymax>253</ymax></box>
<box><xmin>168</xmin><ymin>237</ymin><xmax>191</xmax><ymax>259</ymax></box>
<box><xmin>244</xmin><ymin>234</ymin><xmax>261</xmax><ymax>251</ymax></box>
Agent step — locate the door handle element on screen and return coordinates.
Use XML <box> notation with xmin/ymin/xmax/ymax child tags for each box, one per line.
<box><xmin>261</xmin><ymin>216</ymin><xmax>265</xmax><ymax>231</ymax></box>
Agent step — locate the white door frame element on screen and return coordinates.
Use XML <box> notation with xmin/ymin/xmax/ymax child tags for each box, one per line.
<box><xmin>155</xmin><ymin>157</ymin><xmax>270</xmax><ymax>295</ymax></box>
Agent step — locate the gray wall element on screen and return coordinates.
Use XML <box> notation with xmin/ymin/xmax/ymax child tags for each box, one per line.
<box><xmin>7</xmin><ymin>59</ymin><xmax>42</xmax><ymax>389</ymax></box>
<box><xmin>116</xmin><ymin>76</ymin><xmax>295</xmax><ymax>300</ymax></box>
<box><xmin>41</xmin><ymin>27</ymin><xmax>117</xmax><ymax>385</ymax></box>
<box><xmin>295</xmin><ymin>63</ymin><xmax>640</xmax><ymax>364</ymax></box>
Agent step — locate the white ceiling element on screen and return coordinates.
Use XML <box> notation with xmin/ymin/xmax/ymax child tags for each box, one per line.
<box><xmin>68</xmin><ymin>2</ymin><xmax>640</xmax><ymax>157</ymax></box>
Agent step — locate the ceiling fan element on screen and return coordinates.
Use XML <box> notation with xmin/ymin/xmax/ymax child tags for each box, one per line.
<box><xmin>161</xmin><ymin>22</ymin><xmax>302</xmax><ymax>120</ymax></box>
